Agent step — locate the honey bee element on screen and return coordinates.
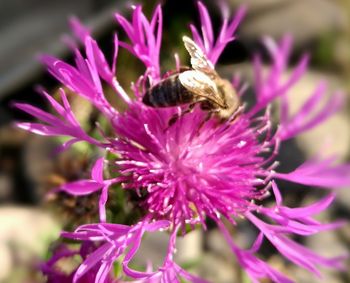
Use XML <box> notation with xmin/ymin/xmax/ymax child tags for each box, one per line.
<box><xmin>142</xmin><ymin>36</ymin><xmax>240</xmax><ymax>124</ymax></box>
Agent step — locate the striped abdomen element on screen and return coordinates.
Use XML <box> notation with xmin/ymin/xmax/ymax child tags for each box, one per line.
<box><xmin>142</xmin><ymin>74</ymin><xmax>194</xmax><ymax>107</ymax></box>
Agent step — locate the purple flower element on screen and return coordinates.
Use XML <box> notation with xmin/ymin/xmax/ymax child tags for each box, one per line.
<box><xmin>41</xmin><ymin>242</ymin><xmax>117</xmax><ymax>283</ymax></box>
<box><xmin>17</xmin><ymin>2</ymin><xmax>350</xmax><ymax>283</ymax></box>
<box><xmin>55</xmin><ymin>157</ymin><xmax>122</xmax><ymax>222</ymax></box>
<box><xmin>61</xmin><ymin>219</ymin><xmax>170</xmax><ymax>283</ymax></box>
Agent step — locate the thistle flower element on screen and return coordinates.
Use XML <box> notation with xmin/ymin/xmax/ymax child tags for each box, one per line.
<box><xmin>16</xmin><ymin>2</ymin><xmax>350</xmax><ymax>283</ymax></box>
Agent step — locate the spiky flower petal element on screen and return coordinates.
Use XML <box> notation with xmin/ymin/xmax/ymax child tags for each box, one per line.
<box><xmin>17</xmin><ymin>2</ymin><xmax>350</xmax><ymax>283</ymax></box>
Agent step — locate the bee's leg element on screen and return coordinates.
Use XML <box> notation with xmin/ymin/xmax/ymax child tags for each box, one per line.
<box><xmin>196</xmin><ymin>111</ymin><xmax>214</xmax><ymax>134</ymax></box>
<box><xmin>180</xmin><ymin>103</ymin><xmax>196</xmax><ymax>117</ymax></box>
<box><xmin>194</xmin><ymin>101</ymin><xmax>217</xmax><ymax>133</ymax></box>
<box><xmin>166</xmin><ymin>103</ymin><xmax>196</xmax><ymax>129</ymax></box>
<box><xmin>228</xmin><ymin>104</ymin><xmax>245</xmax><ymax>124</ymax></box>
<box><xmin>167</xmin><ymin>112</ymin><xmax>180</xmax><ymax>128</ymax></box>
<box><xmin>162</xmin><ymin>66</ymin><xmax>191</xmax><ymax>79</ymax></box>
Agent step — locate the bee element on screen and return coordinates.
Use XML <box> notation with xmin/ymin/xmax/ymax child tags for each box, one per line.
<box><xmin>142</xmin><ymin>36</ymin><xmax>240</xmax><ymax>124</ymax></box>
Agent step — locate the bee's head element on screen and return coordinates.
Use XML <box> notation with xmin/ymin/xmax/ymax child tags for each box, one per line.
<box><xmin>217</xmin><ymin>80</ymin><xmax>240</xmax><ymax>121</ymax></box>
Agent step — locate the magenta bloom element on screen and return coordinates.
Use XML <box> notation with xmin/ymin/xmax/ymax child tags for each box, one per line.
<box><xmin>17</xmin><ymin>2</ymin><xmax>350</xmax><ymax>283</ymax></box>
<box><xmin>41</xmin><ymin>242</ymin><xmax>117</xmax><ymax>283</ymax></box>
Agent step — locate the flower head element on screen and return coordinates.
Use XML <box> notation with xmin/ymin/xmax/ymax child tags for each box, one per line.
<box><xmin>113</xmin><ymin>101</ymin><xmax>269</xmax><ymax>227</ymax></box>
<box><xmin>17</xmin><ymin>2</ymin><xmax>350</xmax><ymax>283</ymax></box>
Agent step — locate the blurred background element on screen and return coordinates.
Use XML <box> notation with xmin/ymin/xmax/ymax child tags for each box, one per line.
<box><xmin>0</xmin><ymin>0</ymin><xmax>349</xmax><ymax>282</ymax></box>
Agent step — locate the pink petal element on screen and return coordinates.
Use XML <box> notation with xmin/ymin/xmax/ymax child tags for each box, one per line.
<box><xmin>60</xmin><ymin>180</ymin><xmax>102</xmax><ymax>196</ymax></box>
<box><xmin>69</xmin><ymin>16</ymin><xmax>91</xmax><ymax>42</ymax></box>
<box><xmin>274</xmin><ymin>159</ymin><xmax>350</xmax><ymax>188</ymax></box>
<box><xmin>91</xmin><ymin>157</ymin><xmax>105</xmax><ymax>183</ymax></box>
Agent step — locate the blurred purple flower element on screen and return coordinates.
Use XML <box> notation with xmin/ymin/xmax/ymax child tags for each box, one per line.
<box><xmin>41</xmin><ymin>242</ymin><xmax>117</xmax><ymax>283</ymax></box>
<box><xmin>17</xmin><ymin>2</ymin><xmax>350</xmax><ymax>283</ymax></box>
<box><xmin>61</xmin><ymin>219</ymin><xmax>170</xmax><ymax>283</ymax></box>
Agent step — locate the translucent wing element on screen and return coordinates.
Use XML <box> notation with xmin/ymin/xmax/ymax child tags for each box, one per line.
<box><xmin>182</xmin><ymin>36</ymin><xmax>218</xmax><ymax>79</ymax></box>
<box><xmin>178</xmin><ymin>70</ymin><xmax>226</xmax><ymax>107</ymax></box>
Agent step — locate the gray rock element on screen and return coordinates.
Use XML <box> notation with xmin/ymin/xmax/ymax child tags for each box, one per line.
<box><xmin>0</xmin><ymin>206</ymin><xmax>59</xmax><ymax>282</ymax></box>
<box><xmin>175</xmin><ymin>229</ymin><xmax>203</xmax><ymax>263</ymax></box>
<box><xmin>0</xmin><ymin>0</ymin><xmax>126</xmax><ymax>99</ymax></box>
<box><xmin>0</xmin><ymin>243</ymin><xmax>12</xmax><ymax>282</ymax></box>
<box><xmin>197</xmin><ymin>253</ymin><xmax>239</xmax><ymax>283</ymax></box>
<box><xmin>229</xmin><ymin>0</ymin><xmax>348</xmax><ymax>48</ymax></box>
<box><xmin>133</xmin><ymin>231</ymin><xmax>169</xmax><ymax>268</ymax></box>
<box><xmin>207</xmin><ymin>229</ymin><xmax>233</xmax><ymax>261</ymax></box>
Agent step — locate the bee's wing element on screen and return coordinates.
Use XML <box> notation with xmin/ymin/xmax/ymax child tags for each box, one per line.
<box><xmin>179</xmin><ymin>70</ymin><xmax>226</xmax><ymax>108</ymax></box>
<box><xmin>182</xmin><ymin>36</ymin><xmax>218</xmax><ymax>79</ymax></box>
